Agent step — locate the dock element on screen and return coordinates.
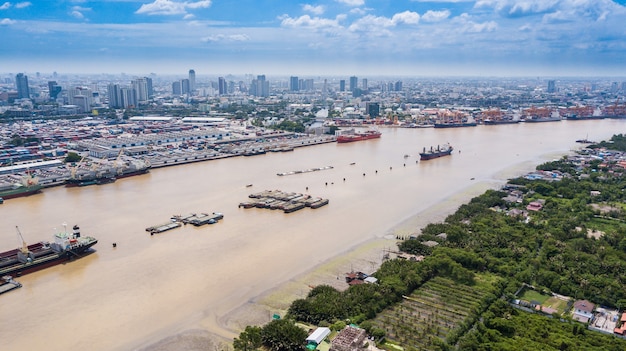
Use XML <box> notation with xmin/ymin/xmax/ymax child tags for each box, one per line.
<box><xmin>241</xmin><ymin>190</ymin><xmax>329</xmax><ymax>213</ymax></box>
<box><xmin>185</xmin><ymin>212</ymin><xmax>224</xmax><ymax>226</ymax></box>
<box><xmin>145</xmin><ymin>221</ymin><xmax>182</xmax><ymax>235</ymax></box>
<box><xmin>0</xmin><ymin>276</ymin><xmax>22</xmax><ymax>295</ymax></box>
<box><xmin>277</xmin><ymin>165</ymin><xmax>333</xmax><ymax>176</ymax></box>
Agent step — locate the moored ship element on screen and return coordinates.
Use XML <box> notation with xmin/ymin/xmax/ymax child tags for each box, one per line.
<box><xmin>0</xmin><ymin>174</ymin><xmax>42</xmax><ymax>200</ymax></box>
<box><xmin>336</xmin><ymin>129</ymin><xmax>381</xmax><ymax>143</ymax></box>
<box><xmin>420</xmin><ymin>144</ymin><xmax>454</xmax><ymax>160</ymax></box>
<box><xmin>0</xmin><ymin>224</ymin><xmax>98</xmax><ymax>277</ymax></box>
<box><xmin>522</xmin><ymin>106</ymin><xmax>562</xmax><ymax>123</ymax></box>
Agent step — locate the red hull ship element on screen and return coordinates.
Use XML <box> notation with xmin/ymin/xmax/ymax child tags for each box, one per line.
<box><xmin>336</xmin><ymin>130</ymin><xmax>381</xmax><ymax>143</ymax></box>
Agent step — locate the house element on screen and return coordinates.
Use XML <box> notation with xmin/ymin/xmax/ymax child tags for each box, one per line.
<box><xmin>527</xmin><ymin>201</ymin><xmax>543</xmax><ymax>211</ymax></box>
<box><xmin>330</xmin><ymin>326</ymin><xmax>367</xmax><ymax>351</ymax></box>
<box><xmin>572</xmin><ymin>299</ymin><xmax>595</xmax><ymax>323</ymax></box>
<box><xmin>614</xmin><ymin>313</ymin><xmax>626</xmax><ymax>335</ymax></box>
<box><xmin>306</xmin><ymin>327</ymin><xmax>331</xmax><ymax>349</ymax></box>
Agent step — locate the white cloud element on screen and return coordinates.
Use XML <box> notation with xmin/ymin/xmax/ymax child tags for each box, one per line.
<box><xmin>1</xmin><ymin>17</ymin><xmax>15</xmax><ymax>24</ymax></box>
<box><xmin>183</xmin><ymin>14</ymin><xmax>194</xmax><ymax>19</ymax></box>
<box><xmin>15</xmin><ymin>1</ymin><xmax>30</xmax><ymax>9</ymax></box>
<box><xmin>303</xmin><ymin>4</ymin><xmax>325</xmax><ymax>15</ymax></box>
<box><xmin>422</xmin><ymin>10</ymin><xmax>451</xmax><ymax>22</ymax></box>
<box><xmin>136</xmin><ymin>0</ymin><xmax>211</xmax><ymax>16</ymax></box>
<box><xmin>280</xmin><ymin>14</ymin><xmax>343</xmax><ymax>30</ymax></box>
<box><xmin>0</xmin><ymin>2</ymin><xmax>10</xmax><ymax>10</ymax></box>
<box><xmin>392</xmin><ymin>11</ymin><xmax>420</xmax><ymax>25</ymax></box>
<box><xmin>201</xmin><ymin>33</ymin><xmax>249</xmax><ymax>42</ymax></box>
<box><xmin>336</xmin><ymin>0</ymin><xmax>364</xmax><ymax>7</ymax></box>
<box><xmin>71</xmin><ymin>11</ymin><xmax>83</xmax><ymax>19</ymax></box>
<box><xmin>348</xmin><ymin>11</ymin><xmax>420</xmax><ymax>33</ymax></box>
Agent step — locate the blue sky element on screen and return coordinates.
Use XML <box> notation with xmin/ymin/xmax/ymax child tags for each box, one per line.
<box><xmin>1</xmin><ymin>0</ymin><xmax>626</xmax><ymax>76</ymax></box>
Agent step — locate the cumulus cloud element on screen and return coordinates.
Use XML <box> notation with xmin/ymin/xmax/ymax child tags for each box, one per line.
<box><xmin>348</xmin><ymin>11</ymin><xmax>420</xmax><ymax>33</ymax></box>
<box><xmin>422</xmin><ymin>9</ymin><xmax>451</xmax><ymax>22</ymax></box>
<box><xmin>1</xmin><ymin>17</ymin><xmax>15</xmax><ymax>24</ymax></box>
<box><xmin>303</xmin><ymin>4</ymin><xmax>324</xmax><ymax>15</ymax></box>
<box><xmin>15</xmin><ymin>1</ymin><xmax>30</xmax><ymax>8</ymax></box>
<box><xmin>201</xmin><ymin>33</ymin><xmax>250</xmax><ymax>42</ymax></box>
<box><xmin>0</xmin><ymin>2</ymin><xmax>10</xmax><ymax>10</ymax></box>
<box><xmin>392</xmin><ymin>11</ymin><xmax>420</xmax><ymax>25</ymax></box>
<box><xmin>136</xmin><ymin>0</ymin><xmax>211</xmax><ymax>16</ymax></box>
<box><xmin>336</xmin><ymin>0</ymin><xmax>364</xmax><ymax>7</ymax></box>
<box><xmin>280</xmin><ymin>14</ymin><xmax>343</xmax><ymax>30</ymax></box>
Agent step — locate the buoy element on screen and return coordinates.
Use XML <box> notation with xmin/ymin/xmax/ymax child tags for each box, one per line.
<box><xmin>112</xmin><ymin>242</ymin><xmax>117</xmax><ymax>248</ymax></box>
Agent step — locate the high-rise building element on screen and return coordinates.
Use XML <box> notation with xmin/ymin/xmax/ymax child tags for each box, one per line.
<box><xmin>251</xmin><ymin>75</ymin><xmax>269</xmax><ymax>97</ymax></box>
<box><xmin>218</xmin><ymin>77</ymin><xmax>227</xmax><ymax>95</ymax></box>
<box><xmin>108</xmin><ymin>83</ymin><xmax>122</xmax><ymax>108</ymax></box>
<box><xmin>181</xmin><ymin>79</ymin><xmax>191</xmax><ymax>95</ymax></box>
<box><xmin>349</xmin><ymin>76</ymin><xmax>358</xmax><ymax>92</ymax></box>
<box><xmin>547</xmin><ymin>80</ymin><xmax>556</xmax><ymax>93</ymax></box>
<box><xmin>394</xmin><ymin>81</ymin><xmax>403</xmax><ymax>91</ymax></box>
<box><xmin>16</xmin><ymin>73</ymin><xmax>30</xmax><ymax>99</ymax></box>
<box><xmin>188</xmin><ymin>69</ymin><xmax>196</xmax><ymax>92</ymax></box>
<box><xmin>68</xmin><ymin>86</ymin><xmax>93</xmax><ymax>113</ymax></box>
<box><xmin>366</xmin><ymin>102</ymin><xmax>380</xmax><ymax>118</ymax></box>
<box><xmin>48</xmin><ymin>81</ymin><xmax>62</xmax><ymax>101</ymax></box>
<box><xmin>290</xmin><ymin>76</ymin><xmax>299</xmax><ymax>92</ymax></box>
<box><xmin>120</xmin><ymin>87</ymin><xmax>137</xmax><ymax>108</ymax></box>
<box><xmin>172</xmin><ymin>81</ymin><xmax>181</xmax><ymax>95</ymax></box>
<box><xmin>339</xmin><ymin>80</ymin><xmax>346</xmax><ymax>92</ymax></box>
<box><xmin>144</xmin><ymin>77</ymin><xmax>154</xmax><ymax>98</ymax></box>
<box><xmin>362</xmin><ymin>78</ymin><xmax>368</xmax><ymax>91</ymax></box>
<box><xmin>132</xmin><ymin>78</ymin><xmax>149</xmax><ymax>102</ymax></box>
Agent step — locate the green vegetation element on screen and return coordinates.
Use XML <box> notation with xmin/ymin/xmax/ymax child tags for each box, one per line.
<box><xmin>234</xmin><ymin>137</ymin><xmax>626</xmax><ymax>351</ymax></box>
<box><xmin>64</xmin><ymin>152</ymin><xmax>82</xmax><ymax>163</ymax></box>
<box><xmin>458</xmin><ymin>300</ymin><xmax>626</xmax><ymax>351</ymax></box>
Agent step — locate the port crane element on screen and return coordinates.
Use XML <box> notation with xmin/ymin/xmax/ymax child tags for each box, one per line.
<box><xmin>16</xmin><ymin>226</ymin><xmax>29</xmax><ymax>254</ymax></box>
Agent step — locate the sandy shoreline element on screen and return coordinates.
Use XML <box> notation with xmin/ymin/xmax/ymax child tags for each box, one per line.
<box><xmin>138</xmin><ymin>180</ymin><xmax>499</xmax><ymax>351</ymax></box>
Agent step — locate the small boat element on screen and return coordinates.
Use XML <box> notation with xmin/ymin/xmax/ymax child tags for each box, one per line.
<box><xmin>246</xmin><ymin>184</ymin><xmax>253</xmax><ymax>187</ymax></box>
<box><xmin>350</xmin><ymin>162</ymin><xmax>356</xmax><ymax>165</ymax></box>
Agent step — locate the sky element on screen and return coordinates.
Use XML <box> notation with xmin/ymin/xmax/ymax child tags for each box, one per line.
<box><xmin>1</xmin><ymin>0</ymin><xmax>626</xmax><ymax>77</ymax></box>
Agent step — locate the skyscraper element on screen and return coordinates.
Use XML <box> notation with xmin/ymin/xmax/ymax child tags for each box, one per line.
<box><xmin>290</xmin><ymin>76</ymin><xmax>299</xmax><ymax>92</ymax></box>
<box><xmin>48</xmin><ymin>81</ymin><xmax>62</xmax><ymax>100</ymax></box>
<box><xmin>362</xmin><ymin>78</ymin><xmax>368</xmax><ymax>91</ymax></box>
<box><xmin>251</xmin><ymin>75</ymin><xmax>269</xmax><ymax>97</ymax></box>
<box><xmin>218</xmin><ymin>77</ymin><xmax>227</xmax><ymax>95</ymax></box>
<box><xmin>349</xmin><ymin>76</ymin><xmax>358</xmax><ymax>92</ymax></box>
<box><xmin>108</xmin><ymin>83</ymin><xmax>122</xmax><ymax>108</ymax></box>
<box><xmin>144</xmin><ymin>77</ymin><xmax>154</xmax><ymax>99</ymax></box>
<box><xmin>547</xmin><ymin>80</ymin><xmax>556</xmax><ymax>93</ymax></box>
<box><xmin>188</xmin><ymin>69</ymin><xmax>196</xmax><ymax>92</ymax></box>
<box><xmin>181</xmin><ymin>79</ymin><xmax>190</xmax><ymax>95</ymax></box>
<box><xmin>172</xmin><ymin>81</ymin><xmax>181</xmax><ymax>95</ymax></box>
<box><xmin>339</xmin><ymin>80</ymin><xmax>346</xmax><ymax>92</ymax></box>
<box><xmin>68</xmin><ymin>86</ymin><xmax>93</xmax><ymax>113</ymax></box>
<box><xmin>132</xmin><ymin>78</ymin><xmax>149</xmax><ymax>102</ymax></box>
<box><xmin>16</xmin><ymin>73</ymin><xmax>30</xmax><ymax>99</ymax></box>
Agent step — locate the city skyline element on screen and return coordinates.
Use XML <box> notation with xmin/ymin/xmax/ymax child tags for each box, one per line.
<box><xmin>1</xmin><ymin>1</ymin><xmax>626</xmax><ymax>77</ymax></box>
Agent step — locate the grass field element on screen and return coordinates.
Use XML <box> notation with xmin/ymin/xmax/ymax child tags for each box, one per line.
<box><xmin>519</xmin><ymin>289</ymin><xmax>550</xmax><ymax>304</ymax></box>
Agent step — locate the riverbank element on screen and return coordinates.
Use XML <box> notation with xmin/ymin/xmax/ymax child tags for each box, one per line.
<box><xmin>137</xmin><ymin>179</ymin><xmax>507</xmax><ymax>351</ymax></box>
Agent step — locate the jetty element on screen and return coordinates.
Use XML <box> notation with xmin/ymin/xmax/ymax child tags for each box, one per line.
<box><xmin>0</xmin><ymin>276</ymin><xmax>22</xmax><ymax>295</ymax></box>
<box><xmin>240</xmin><ymin>190</ymin><xmax>329</xmax><ymax>213</ymax></box>
<box><xmin>145</xmin><ymin>221</ymin><xmax>182</xmax><ymax>235</ymax></box>
<box><xmin>186</xmin><ymin>212</ymin><xmax>224</xmax><ymax>226</ymax></box>
<box><xmin>277</xmin><ymin>165</ymin><xmax>333</xmax><ymax>176</ymax></box>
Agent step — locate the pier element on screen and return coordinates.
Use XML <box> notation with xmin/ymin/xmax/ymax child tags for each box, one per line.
<box><xmin>0</xmin><ymin>276</ymin><xmax>22</xmax><ymax>295</ymax></box>
<box><xmin>145</xmin><ymin>222</ymin><xmax>182</xmax><ymax>235</ymax></box>
<box><xmin>240</xmin><ymin>190</ymin><xmax>329</xmax><ymax>213</ymax></box>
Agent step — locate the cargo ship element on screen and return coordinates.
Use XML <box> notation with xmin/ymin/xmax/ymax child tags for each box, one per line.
<box><xmin>522</xmin><ymin>107</ymin><xmax>562</xmax><ymax>123</ymax></box>
<box><xmin>420</xmin><ymin>144</ymin><xmax>454</xmax><ymax>160</ymax></box>
<box><xmin>0</xmin><ymin>174</ymin><xmax>42</xmax><ymax>200</ymax></box>
<box><xmin>336</xmin><ymin>129</ymin><xmax>381</xmax><ymax>143</ymax></box>
<box><xmin>115</xmin><ymin>158</ymin><xmax>151</xmax><ymax>178</ymax></box>
<box><xmin>0</xmin><ymin>224</ymin><xmax>98</xmax><ymax>277</ymax></box>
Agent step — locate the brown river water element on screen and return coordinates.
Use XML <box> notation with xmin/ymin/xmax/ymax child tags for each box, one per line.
<box><xmin>1</xmin><ymin>120</ymin><xmax>624</xmax><ymax>350</ymax></box>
